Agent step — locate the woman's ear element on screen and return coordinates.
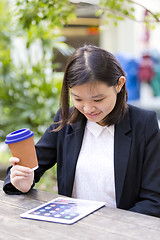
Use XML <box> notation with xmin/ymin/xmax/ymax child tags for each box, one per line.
<box><xmin>116</xmin><ymin>76</ymin><xmax>126</xmax><ymax>93</ymax></box>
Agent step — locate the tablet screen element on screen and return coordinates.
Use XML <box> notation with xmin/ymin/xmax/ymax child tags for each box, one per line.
<box><xmin>20</xmin><ymin>197</ymin><xmax>106</xmax><ymax>224</ymax></box>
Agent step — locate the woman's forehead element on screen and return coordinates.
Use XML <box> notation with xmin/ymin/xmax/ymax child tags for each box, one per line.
<box><xmin>70</xmin><ymin>81</ymin><xmax>112</xmax><ymax>96</ymax></box>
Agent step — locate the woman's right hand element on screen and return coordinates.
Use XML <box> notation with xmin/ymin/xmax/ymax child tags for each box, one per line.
<box><xmin>9</xmin><ymin>157</ymin><xmax>34</xmax><ymax>193</ymax></box>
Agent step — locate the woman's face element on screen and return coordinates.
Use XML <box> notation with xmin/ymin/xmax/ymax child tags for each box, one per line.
<box><xmin>71</xmin><ymin>80</ymin><xmax>123</xmax><ymax>125</ymax></box>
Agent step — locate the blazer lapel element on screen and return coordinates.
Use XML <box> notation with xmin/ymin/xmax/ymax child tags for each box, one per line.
<box><xmin>63</xmin><ymin>117</ymin><xmax>86</xmax><ymax>196</ymax></box>
<box><xmin>114</xmin><ymin>111</ymin><xmax>132</xmax><ymax>206</ymax></box>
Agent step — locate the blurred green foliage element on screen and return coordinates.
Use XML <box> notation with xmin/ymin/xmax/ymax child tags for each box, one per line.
<box><xmin>97</xmin><ymin>0</ymin><xmax>135</xmax><ymax>26</ymax></box>
<box><xmin>0</xmin><ymin>0</ymin><xmax>75</xmax><ymax>141</ymax></box>
<box><xmin>98</xmin><ymin>0</ymin><xmax>160</xmax><ymax>27</ymax></box>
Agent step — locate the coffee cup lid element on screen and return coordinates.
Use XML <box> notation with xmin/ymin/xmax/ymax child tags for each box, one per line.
<box><xmin>5</xmin><ymin>128</ymin><xmax>34</xmax><ymax>144</ymax></box>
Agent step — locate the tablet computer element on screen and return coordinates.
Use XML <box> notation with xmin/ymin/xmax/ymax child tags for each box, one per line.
<box><xmin>20</xmin><ymin>197</ymin><xmax>106</xmax><ymax>224</ymax></box>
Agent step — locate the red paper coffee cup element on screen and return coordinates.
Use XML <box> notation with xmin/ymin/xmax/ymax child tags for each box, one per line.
<box><xmin>5</xmin><ymin>128</ymin><xmax>38</xmax><ymax>170</ymax></box>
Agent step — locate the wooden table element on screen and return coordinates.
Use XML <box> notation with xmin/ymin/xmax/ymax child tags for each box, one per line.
<box><xmin>0</xmin><ymin>180</ymin><xmax>160</xmax><ymax>240</ymax></box>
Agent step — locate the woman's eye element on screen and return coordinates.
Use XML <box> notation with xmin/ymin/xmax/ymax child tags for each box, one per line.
<box><xmin>75</xmin><ymin>98</ymin><xmax>82</xmax><ymax>102</ymax></box>
<box><xmin>94</xmin><ymin>98</ymin><xmax>104</xmax><ymax>102</ymax></box>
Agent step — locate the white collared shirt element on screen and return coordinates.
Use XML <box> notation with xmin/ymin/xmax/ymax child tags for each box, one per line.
<box><xmin>72</xmin><ymin>121</ymin><xmax>116</xmax><ymax>208</ymax></box>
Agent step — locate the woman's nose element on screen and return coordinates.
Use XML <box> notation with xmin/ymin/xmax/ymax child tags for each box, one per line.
<box><xmin>83</xmin><ymin>105</ymin><xmax>95</xmax><ymax>113</ymax></box>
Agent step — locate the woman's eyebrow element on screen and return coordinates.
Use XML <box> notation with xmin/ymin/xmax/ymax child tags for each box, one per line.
<box><xmin>91</xmin><ymin>94</ymin><xmax>105</xmax><ymax>98</ymax></box>
<box><xmin>71</xmin><ymin>92</ymin><xmax>105</xmax><ymax>98</ymax></box>
<box><xmin>70</xmin><ymin>92</ymin><xmax>80</xmax><ymax>97</ymax></box>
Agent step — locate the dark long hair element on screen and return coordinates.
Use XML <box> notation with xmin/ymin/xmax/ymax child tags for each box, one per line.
<box><xmin>56</xmin><ymin>45</ymin><xmax>128</xmax><ymax>131</ymax></box>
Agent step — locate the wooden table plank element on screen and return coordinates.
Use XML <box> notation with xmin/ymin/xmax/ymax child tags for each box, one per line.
<box><xmin>96</xmin><ymin>207</ymin><xmax>160</xmax><ymax>231</ymax></box>
<box><xmin>0</xmin><ymin>180</ymin><xmax>160</xmax><ymax>240</ymax></box>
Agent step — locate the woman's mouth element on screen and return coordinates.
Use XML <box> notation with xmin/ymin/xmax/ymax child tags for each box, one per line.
<box><xmin>85</xmin><ymin>112</ymin><xmax>101</xmax><ymax>118</ymax></box>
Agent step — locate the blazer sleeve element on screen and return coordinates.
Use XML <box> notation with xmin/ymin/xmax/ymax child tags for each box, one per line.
<box><xmin>129</xmin><ymin>112</ymin><xmax>160</xmax><ymax>217</ymax></box>
<box><xmin>34</xmin><ymin>120</ymin><xmax>59</xmax><ymax>183</ymax></box>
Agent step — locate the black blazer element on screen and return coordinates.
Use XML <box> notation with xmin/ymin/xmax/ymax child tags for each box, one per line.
<box><xmin>3</xmin><ymin>105</ymin><xmax>160</xmax><ymax>217</ymax></box>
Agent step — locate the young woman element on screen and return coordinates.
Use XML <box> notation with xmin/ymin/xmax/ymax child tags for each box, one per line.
<box><xmin>3</xmin><ymin>45</ymin><xmax>160</xmax><ymax>217</ymax></box>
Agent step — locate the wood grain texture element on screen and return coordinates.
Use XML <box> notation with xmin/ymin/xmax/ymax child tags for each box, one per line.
<box><xmin>0</xmin><ymin>180</ymin><xmax>160</xmax><ymax>240</ymax></box>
